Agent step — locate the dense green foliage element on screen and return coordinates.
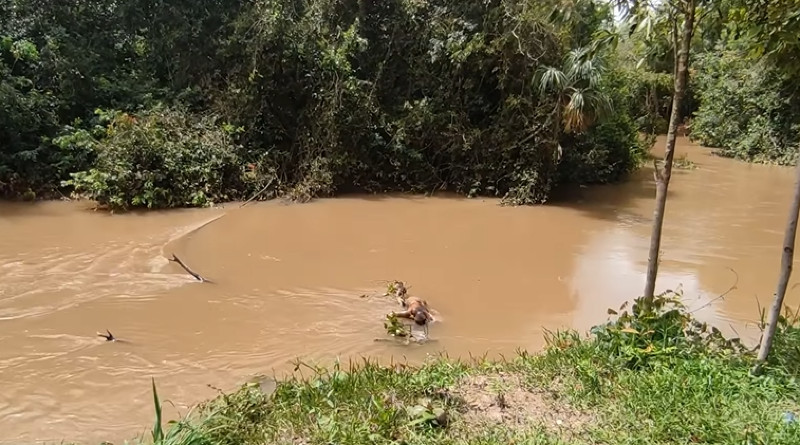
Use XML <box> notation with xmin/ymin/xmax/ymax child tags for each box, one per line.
<box><xmin>557</xmin><ymin>112</ymin><xmax>643</xmax><ymax>185</ymax></box>
<box><xmin>134</xmin><ymin>293</ymin><xmax>800</xmax><ymax>445</ymax></box>
<box><xmin>685</xmin><ymin>1</ymin><xmax>800</xmax><ymax>164</ymax></box>
<box><xmin>617</xmin><ymin>69</ymin><xmax>673</xmax><ymax>135</ymax></box>
<box><xmin>607</xmin><ymin>0</ymin><xmax>800</xmax><ymax>165</ymax></box>
<box><xmin>226</xmin><ymin>0</ymin><xmax>571</xmax><ymax>205</ymax></box>
<box><xmin>691</xmin><ymin>46</ymin><xmax>800</xmax><ymax>164</ymax></box>
<box><xmin>605</xmin><ymin>19</ymin><xmax>679</xmax><ymax>135</ymax></box>
<box><xmin>0</xmin><ymin>0</ymin><xmax>648</xmax><ymax>209</ymax></box>
<box><xmin>64</xmin><ymin>108</ymin><xmax>246</xmax><ymax>208</ymax></box>
<box><xmin>0</xmin><ymin>36</ymin><xmax>62</xmax><ymax>197</ymax></box>
<box><xmin>4</xmin><ymin>0</ymin><xmax>800</xmax><ymax>206</ymax></box>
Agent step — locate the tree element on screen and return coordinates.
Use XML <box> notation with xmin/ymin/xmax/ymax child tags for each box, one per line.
<box><xmin>731</xmin><ymin>0</ymin><xmax>800</xmax><ymax>76</ymax></box>
<box><xmin>614</xmin><ymin>0</ymin><xmax>700</xmax><ymax>301</ymax></box>
<box><xmin>0</xmin><ymin>0</ymin><xmax>647</xmax><ymax>205</ymax></box>
<box><xmin>643</xmin><ymin>1</ymin><xmax>698</xmax><ymax>300</ymax></box>
<box><xmin>755</xmin><ymin>148</ymin><xmax>800</xmax><ymax>370</ymax></box>
<box><xmin>731</xmin><ymin>0</ymin><xmax>800</xmax><ymax>370</ymax></box>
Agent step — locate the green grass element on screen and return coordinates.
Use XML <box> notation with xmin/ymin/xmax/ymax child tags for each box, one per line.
<box><xmin>132</xmin><ymin>295</ymin><xmax>800</xmax><ymax>445</ymax></box>
<box><xmin>519</xmin><ymin>336</ymin><xmax>800</xmax><ymax>444</ymax></box>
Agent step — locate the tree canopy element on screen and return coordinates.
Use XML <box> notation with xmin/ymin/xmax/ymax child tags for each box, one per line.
<box><xmin>2</xmin><ymin>0</ymin><xmax>799</xmax><ymax>208</ymax></box>
<box><xmin>1</xmin><ymin>0</ymin><xmax>648</xmax><ymax>208</ymax></box>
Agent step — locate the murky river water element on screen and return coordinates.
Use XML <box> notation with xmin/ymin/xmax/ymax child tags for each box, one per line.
<box><xmin>1</xmin><ymin>136</ymin><xmax>799</xmax><ymax>443</ymax></box>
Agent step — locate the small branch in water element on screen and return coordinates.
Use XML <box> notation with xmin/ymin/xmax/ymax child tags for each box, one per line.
<box><xmin>169</xmin><ymin>254</ymin><xmax>210</xmax><ymax>283</ymax></box>
<box><xmin>97</xmin><ymin>329</ymin><xmax>115</xmax><ymax>341</ymax></box>
<box><xmin>240</xmin><ymin>178</ymin><xmax>275</xmax><ymax>208</ymax></box>
<box><xmin>56</xmin><ymin>188</ymin><xmax>71</xmax><ymax>201</ymax></box>
<box><xmin>688</xmin><ymin>267</ymin><xmax>739</xmax><ymax>314</ymax></box>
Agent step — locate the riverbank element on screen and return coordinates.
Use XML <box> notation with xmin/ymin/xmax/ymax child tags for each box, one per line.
<box><xmin>128</xmin><ymin>294</ymin><xmax>800</xmax><ymax>445</ymax></box>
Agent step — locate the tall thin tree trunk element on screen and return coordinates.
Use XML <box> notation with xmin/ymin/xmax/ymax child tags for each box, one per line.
<box><xmin>754</xmin><ymin>144</ymin><xmax>800</xmax><ymax>371</ymax></box>
<box><xmin>643</xmin><ymin>1</ymin><xmax>695</xmax><ymax>300</ymax></box>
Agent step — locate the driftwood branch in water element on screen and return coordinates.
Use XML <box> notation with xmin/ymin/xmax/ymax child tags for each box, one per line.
<box><xmin>169</xmin><ymin>254</ymin><xmax>210</xmax><ymax>283</ymax></box>
<box><xmin>241</xmin><ymin>178</ymin><xmax>275</xmax><ymax>208</ymax></box>
<box><xmin>688</xmin><ymin>267</ymin><xmax>739</xmax><ymax>314</ymax></box>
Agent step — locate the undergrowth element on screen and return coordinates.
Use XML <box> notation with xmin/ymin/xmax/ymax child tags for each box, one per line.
<box><xmin>133</xmin><ymin>292</ymin><xmax>800</xmax><ymax>445</ymax></box>
<box><xmin>691</xmin><ymin>48</ymin><xmax>800</xmax><ymax>165</ymax></box>
<box><xmin>2</xmin><ymin>0</ymin><xmax>645</xmax><ymax>207</ymax></box>
<box><xmin>63</xmin><ymin>107</ymin><xmax>248</xmax><ymax>210</ymax></box>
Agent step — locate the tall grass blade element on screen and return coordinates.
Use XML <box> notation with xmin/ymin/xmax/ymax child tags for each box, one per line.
<box><xmin>152</xmin><ymin>378</ymin><xmax>164</xmax><ymax>444</ymax></box>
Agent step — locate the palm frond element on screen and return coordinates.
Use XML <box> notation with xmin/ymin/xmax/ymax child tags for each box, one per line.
<box><xmin>565</xmin><ymin>47</ymin><xmax>589</xmax><ymax>72</ymax></box>
<box><xmin>563</xmin><ymin>89</ymin><xmax>587</xmax><ymax>133</ymax></box>
<box><xmin>587</xmin><ymin>90</ymin><xmax>614</xmax><ymax>120</ymax></box>
<box><xmin>563</xmin><ymin>88</ymin><xmax>613</xmax><ymax>133</ymax></box>
<box><xmin>565</xmin><ymin>46</ymin><xmax>606</xmax><ymax>87</ymax></box>
<box><xmin>536</xmin><ymin>66</ymin><xmax>568</xmax><ymax>97</ymax></box>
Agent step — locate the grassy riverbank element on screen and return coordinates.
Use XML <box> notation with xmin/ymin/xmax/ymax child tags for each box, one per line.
<box><xmin>137</xmin><ymin>294</ymin><xmax>800</xmax><ymax>445</ymax></box>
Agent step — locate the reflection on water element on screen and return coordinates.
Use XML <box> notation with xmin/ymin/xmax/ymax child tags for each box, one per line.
<box><xmin>0</xmin><ymin>137</ymin><xmax>798</xmax><ymax>443</ymax></box>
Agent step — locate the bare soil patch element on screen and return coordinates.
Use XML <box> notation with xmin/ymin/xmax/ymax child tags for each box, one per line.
<box><xmin>452</xmin><ymin>372</ymin><xmax>594</xmax><ymax>438</ymax></box>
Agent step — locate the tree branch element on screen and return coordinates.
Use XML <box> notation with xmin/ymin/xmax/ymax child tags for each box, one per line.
<box><xmin>241</xmin><ymin>177</ymin><xmax>275</xmax><ymax>208</ymax></box>
<box><xmin>688</xmin><ymin>267</ymin><xmax>739</xmax><ymax>314</ymax></box>
<box><xmin>169</xmin><ymin>254</ymin><xmax>211</xmax><ymax>283</ymax></box>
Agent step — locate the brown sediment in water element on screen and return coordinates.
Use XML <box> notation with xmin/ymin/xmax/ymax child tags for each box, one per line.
<box><xmin>0</xmin><ymin>136</ymin><xmax>798</xmax><ymax>443</ymax></box>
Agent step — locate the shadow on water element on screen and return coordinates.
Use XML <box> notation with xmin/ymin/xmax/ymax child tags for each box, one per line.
<box><xmin>320</xmin><ymin>163</ymin><xmax>669</xmax><ymax>224</ymax></box>
<box><xmin>0</xmin><ymin>199</ymin><xmax>210</xmax><ymax>220</ymax></box>
<box><xmin>548</xmin><ymin>163</ymin><xmax>679</xmax><ymax>224</ymax></box>
<box><xmin>0</xmin><ymin>200</ymin><xmax>88</xmax><ymax>219</ymax></box>
<box><xmin>317</xmin><ymin>190</ymin><xmax>474</xmax><ymax>204</ymax></box>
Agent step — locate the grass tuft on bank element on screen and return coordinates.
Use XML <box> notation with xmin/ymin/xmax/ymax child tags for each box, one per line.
<box><xmin>135</xmin><ymin>292</ymin><xmax>800</xmax><ymax>445</ymax></box>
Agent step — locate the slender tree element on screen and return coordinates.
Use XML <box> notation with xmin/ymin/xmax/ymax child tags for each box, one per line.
<box><xmin>615</xmin><ymin>0</ymin><xmax>699</xmax><ymax>300</ymax></box>
<box><xmin>732</xmin><ymin>0</ymin><xmax>800</xmax><ymax>370</ymax></box>
<box><xmin>642</xmin><ymin>0</ymin><xmax>697</xmax><ymax>300</ymax></box>
<box><xmin>755</xmin><ymin>146</ymin><xmax>800</xmax><ymax>370</ymax></box>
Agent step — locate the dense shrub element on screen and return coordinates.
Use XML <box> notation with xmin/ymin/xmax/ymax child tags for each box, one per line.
<box><xmin>588</xmin><ymin>290</ymin><xmax>748</xmax><ymax>370</ymax></box>
<box><xmin>0</xmin><ymin>37</ymin><xmax>65</xmax><ymax>197</ymax></box>
<box><xmin>615</xmin><ymin>67</ymin><xmax>673</xmax><ymax>134</ymax></box>
<box><xmin>691</xmin><ymin>48</ymin><xmax>800</xmax><ymax>165</ymax></box>
<box><xmin>65</xmin><ymin>108</ymin><xmax>246</xmax><ymax>210</ymax></box>
<box><xmin>1</xmin><ymin>0</ymin><xmax>245</xmax><ymax>200</ymax></box>
<box><xmin>220</xmin><ymin>0</ymin><xmax>638</xmax><ymax>205</ymax></box>
<box><xmin>1</xmin><ymin>0</ymin><xmax>645</xmax><ymax>207</ymax></box>
<box><xmin>557</xmin><ymin>102</ymin><xmax>646</xmax><ymax>185</ymax></box>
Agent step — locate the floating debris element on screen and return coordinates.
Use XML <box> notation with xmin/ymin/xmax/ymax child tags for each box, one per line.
<box><xmin>97</xmin><ymin>329</ymin><xmax>115</xmax><ymax>341</ymax></box>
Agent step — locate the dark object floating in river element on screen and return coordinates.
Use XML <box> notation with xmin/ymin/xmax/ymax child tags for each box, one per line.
<box><xmin>97</xmin><ymin>329</ymin><xmax>115</xmax><ymax>341</ymax></box>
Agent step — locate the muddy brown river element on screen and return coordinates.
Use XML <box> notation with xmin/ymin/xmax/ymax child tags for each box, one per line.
<box><xmin>1</xmin><ymin>136</ymin><xmax>799</xmax><ymax>443</ymax></box>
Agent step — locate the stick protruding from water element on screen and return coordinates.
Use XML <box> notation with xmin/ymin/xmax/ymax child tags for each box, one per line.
<box><xmin>98</xmin><ymin>329</ymin><xmax>115</xmax><ymax>341</ymax></box>
<box><xmin>168</xmin><ymin>253</ymin><xmax>210</xmax><ymax>283</ymax></box>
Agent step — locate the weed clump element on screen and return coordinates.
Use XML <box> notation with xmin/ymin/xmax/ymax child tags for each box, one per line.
<box><xmin>760</xmin><ymin>306</ymin><xmax>800</xmax><ymax>378</ymax></box>
<box><xmin>588</xmin><ymin>289</ymin><xmax>748</xmax><ymax>369</ymax></box>
<box><xmin>673</xmin><ymin>153</ymin><xmax>697</xmax><ymax>170</ymax></box>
